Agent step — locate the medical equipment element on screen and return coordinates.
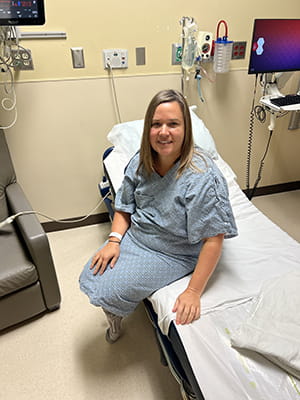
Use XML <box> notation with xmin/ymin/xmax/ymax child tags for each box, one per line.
<box><xmin>248</xmin><ymin>19</ymin><xmax>300</xmax><ymax>75</ymax></box>
<box><xmin>196</xmin><ymin>31</ymin><xmax>213</xmax><ymax>61</ymax></box>
<box><xmin>0</xmin><ymin>0</ymin><xmax>45</xmax><ymax>26</ymax></box>
<box><xmin>180</xmin><ymin>17</ymin><xmax>197</xmax><ymax>74</ymax></box>
<box><xmin>246</xmin><ymin>19</ymin><xmax>300</xmax><ymax>198</ymax></box>
<box><xmin>213</xmin><ymin>20</ymin><xmax>233</xmax><ymax>73</ymax></box>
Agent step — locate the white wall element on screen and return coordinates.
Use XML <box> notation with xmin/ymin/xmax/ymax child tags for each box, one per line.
<box><xmin>1</xmin><ymin>0</ymin><xmax>300</xmax><ymax>222</ymax></box>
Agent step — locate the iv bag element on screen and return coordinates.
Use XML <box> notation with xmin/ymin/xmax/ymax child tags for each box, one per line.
<box><xmin>181</xmin><ymin>22</ymin><xmax>197</xmax><ymax>72</ymax></box>
<box><xmin>182</xmin><ymin>36</ymin><xmax>196</xmax><ymax>71</ymax></box>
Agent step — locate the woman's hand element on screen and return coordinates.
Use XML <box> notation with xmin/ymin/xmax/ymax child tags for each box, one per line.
<box><xmin>172</xmin><ymin>287</ymin><xmax>201</xmax><ymax>325</ymax></box>
<box><xmin>90</xmin><ymin>242</ymin><xmax>120</xmax><ymax>275</ymax></box>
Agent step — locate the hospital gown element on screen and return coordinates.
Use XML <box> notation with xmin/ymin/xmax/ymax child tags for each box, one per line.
<box><xmin>79</xmin><ymin>149</ymin><xmax>237</xmax><ymax>317</ymax></box>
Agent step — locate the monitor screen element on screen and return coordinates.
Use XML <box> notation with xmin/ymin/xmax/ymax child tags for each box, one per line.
<box><xmin>248</xmin><ymin>19</ymin><xmax>300</xmax><ymax>74</ymax></box>
<box><xmin>0</xmin><ymin>0</ymin><xmax>45</xmax><ymax>25</ymax></box>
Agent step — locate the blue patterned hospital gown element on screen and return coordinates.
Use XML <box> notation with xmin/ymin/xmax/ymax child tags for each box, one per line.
<box><xmin>79</xmin><ymin>149</ymin><xmax>237</xmax><ymax>317</ymax></box>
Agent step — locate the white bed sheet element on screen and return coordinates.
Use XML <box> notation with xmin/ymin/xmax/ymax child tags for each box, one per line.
<box><xmin>231</xmin><ymin>270</ymin><xmax>300</xmax><ymax>380</ymax></box>
<box><xmin>147</xmin><ymin>163</ymin><xmax>300</xmax><ymax>399</ymax></box>
<box><xmin>149</xmin><ymin>166</ymin><xmax>300</xmax><ymax>335</ymax></box>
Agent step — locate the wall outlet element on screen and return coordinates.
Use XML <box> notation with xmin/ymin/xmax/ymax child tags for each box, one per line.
<box><xmin>172</xmin><ymin>43</ymin><xmax>182</xmax><ymax>65</ymax></box>
<box><xmin>103</xmin><ymin>49</ymin><xmax>128</xmax><ymax>69</ymax></box>
<box><xmin>11</xmin><ymin>48</ymin><xmax>34</xmax><ymax>70</ymax></box>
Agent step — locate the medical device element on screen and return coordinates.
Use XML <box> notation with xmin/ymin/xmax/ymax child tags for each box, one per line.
<box><xmin>0</xmin><ymin>0</ymin><xmax>45</xmax><ymax>26</ymax></box>
<box><xmin>213</xmin><ymin>20</ymin><xmax>233</xmax><ymax>74</ymax></box>
<box><xmin>248</xmin><ymin>19</ymin><xmax>300</xmax><ymax>110</ymax></box>
<box><xmin>245</xmin><ymin>19</ymin><xmax>300</xmax><ymax>199</ymax></box>
<box><xmin>0</xmin><ymin>1</ymin><xmax>45</xmax><ymax>129</ymax></box>
<box><xmin>181</xmin><ymin>17</ymin><xmax>198</xmax><ymax>73</ymax></box>
<box><xmin>196</xmin><ymin>31</ymin><xmax>213</xmax><ymax>61</ymax></box>
<box><xmin>179</xmin><ymin>17</ymin><xmax>216</xmax><ymax>101</ymax></box>
<box><xmin>248</xmin><ymin>19</ymin><xmax>300</xmax><ymax>75</ymax></box>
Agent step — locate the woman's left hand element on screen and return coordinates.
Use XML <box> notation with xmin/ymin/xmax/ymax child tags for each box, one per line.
<box><xmin>172</xmin><ymin>288</ymin><xmax>201</xmax><ymax>325</ymax></box>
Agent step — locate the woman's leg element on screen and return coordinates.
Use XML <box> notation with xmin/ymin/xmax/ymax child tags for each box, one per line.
<box><xmin>102</xmin><ymin>308</ymin><xmax>123</xmax><ymax>343</ymax></box>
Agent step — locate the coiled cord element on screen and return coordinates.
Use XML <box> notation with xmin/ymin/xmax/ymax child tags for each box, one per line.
<box><xmin>245</xmin><ymin>74</ymin><xmax>258</xmax><ymax>198</ymax></box>
<box><xmin>249</xmin><ymin>129</ymin><xmax>273</xmax><ymax>199</ymax></box>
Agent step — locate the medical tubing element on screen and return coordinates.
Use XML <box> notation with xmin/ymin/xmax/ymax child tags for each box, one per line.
<box><xmin>196</xmin><ymin>73</ymin><xmax>204</xmax><ymax>102</ymax></box>
<box><xmin>0</xmin><ymin>190</ymin><xmax>111</xmax><ymax>229</ymax></box>
<box><xmin>0</xmin><ymin>26</ymin><xmax>19</xmax><ymax>129</ymax></box>
<box><xmin>216</xmin><ymin>20</ymin><xmax>228</xmax><ymax>39</ymax></box>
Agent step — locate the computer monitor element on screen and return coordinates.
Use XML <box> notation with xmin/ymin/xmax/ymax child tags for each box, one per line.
<box><xmin>0</xmin><ymin>0</ymin><xmax>45</xmax><ymax>26</ymax></box>
<box><xmin>248</xmin><ymin>19</ymin><xmax>300</xmax><ymax>75</ymax></box>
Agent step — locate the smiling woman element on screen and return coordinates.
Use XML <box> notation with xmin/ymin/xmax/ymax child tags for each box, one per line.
<box><xmin>79</xmin><ymin>89</ymin><xmax>238</xmax><ymax>344</ymax></box>
<box><xmin>139</xmin><ymin>89</ymin><xmax>195</xmax><ymax>178</ymax></box>
<box><xmin>150</xmin><ymin>101</ymin><xmax>185</xmax><ymax>176</ymax></box>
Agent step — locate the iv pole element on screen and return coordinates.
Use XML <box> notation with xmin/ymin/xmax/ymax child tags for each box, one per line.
<box><xmin>180</xmin><ymin>16</ymin><xmax>194</xmax><ymax>96</ymax></box>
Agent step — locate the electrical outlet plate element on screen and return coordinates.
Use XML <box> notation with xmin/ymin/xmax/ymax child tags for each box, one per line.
<box><xmin>11</xmin><ymin>48</ymin><xmax>34</xmax><ymax>70</ymax></box>
<box><xmin>103</xmin><ymin>49</ymin><xmax>128</xmax><ymax>69</ymax></box>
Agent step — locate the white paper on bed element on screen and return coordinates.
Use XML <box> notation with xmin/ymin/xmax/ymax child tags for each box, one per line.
<box><xmin>180</xmin><ymin>300</ymin><xmax>300</xmax><ymax>400</ymax></box>
<box><xmin>149</xmin><ymin>173</ymin><xmax>300</xmax><ymax>335</ymax></box>
<box><xmin>231</xmin><ymin>270</ymin><xmax>300</xmax><ymax>380</ymax></box>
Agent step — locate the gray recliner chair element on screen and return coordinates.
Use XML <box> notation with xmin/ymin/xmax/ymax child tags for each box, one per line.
<box><xmin>0</xmin><ymin>128</ymin><xmax>61</xmax><ymax>331</ymax></box>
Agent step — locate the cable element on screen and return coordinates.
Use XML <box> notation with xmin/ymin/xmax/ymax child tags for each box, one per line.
<box><xmin>254</xmin><ymin>105</ymin><xmax>266</xmax><ymax>123</ymax></box>
<box><xmin>245</xmin><ymin>74</ymin><xmax>258</xmax><ymax>197</ymax></box>
<box><xmin>0</xmin><ymin>190</ymin><xmax>111</xmax><ymax>229</ymax></box>
<box><xmin>106</xmin><ymin>61</ymin><xmax>122</xmax><ymax>124</ymax></box>
<box><xmin>249</xmin><ymin>129</ymin><xmax>273</xmax><ymax>200</ymax></box>
<box><xmin>0</xmin><ymin>26</ymin><xmax>19</xmax><ymax>129</ymax></box>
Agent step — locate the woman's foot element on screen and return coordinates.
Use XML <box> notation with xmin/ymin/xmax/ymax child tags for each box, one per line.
<box><xmin>103</xmin><ymin>309</ymin><xmax>123</xmax><ymax>343</ymax></box>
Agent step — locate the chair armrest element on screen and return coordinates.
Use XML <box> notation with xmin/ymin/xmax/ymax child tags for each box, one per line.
<box><xmin>5</xmin><ymin>183</ymin><xmax>61</xmax><ymax>310</ymax></box>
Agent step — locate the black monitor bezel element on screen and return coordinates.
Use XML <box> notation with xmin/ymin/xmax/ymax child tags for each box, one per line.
<box><xmin>0</xmin><ymin>0</ymin><xmax>45</xmax><ymax>26</ymax></box>
<box><xmin>248</xmin><ymin>18</ymin><xmax>300</xmax><ymax>75</ymax></box>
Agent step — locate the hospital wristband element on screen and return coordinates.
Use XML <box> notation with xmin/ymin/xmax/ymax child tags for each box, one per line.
<box><xmin>109</xmin><ymin>232</ymin><xmax>123</xmax><ymax>241</ymax></box>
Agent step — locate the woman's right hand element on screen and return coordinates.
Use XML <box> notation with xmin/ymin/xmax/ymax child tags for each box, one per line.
<box><xmin>90</xmin><ymin>242</ymin><xmax>120</xmax><ymax>275</ymax></box>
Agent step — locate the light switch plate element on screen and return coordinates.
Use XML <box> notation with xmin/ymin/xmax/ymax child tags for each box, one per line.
<box><xmin>71</xmin><ymin>47</ymin><xmax>85</xmax><ymax>68</ymax></box>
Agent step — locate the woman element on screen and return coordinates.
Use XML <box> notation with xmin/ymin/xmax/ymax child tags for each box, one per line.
<box><xmin>79</xmin><ymin>89</ymin><xmax>237</xmax><ymax>343</ymax></box>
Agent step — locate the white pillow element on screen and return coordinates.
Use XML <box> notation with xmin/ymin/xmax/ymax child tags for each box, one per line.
<box><xmin>107</xmin><ymin>108</ymin><xmax>219</xmax><ymax>160</ymax></box>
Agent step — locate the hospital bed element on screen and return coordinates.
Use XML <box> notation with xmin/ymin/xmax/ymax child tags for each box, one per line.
<box><xmin>101</xmin><ymin>109</ymin><xmax>300</xmax><ymax>400</ymax></box>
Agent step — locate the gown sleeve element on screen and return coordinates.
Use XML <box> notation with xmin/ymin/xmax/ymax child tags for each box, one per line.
<box><xmin>114</xmin><ymin>153</ymin><xmax>139</xmax><ymax>214</ymax></box>
<box><xmin>185</xmin><ymin>164</ymin><xmax>238</xmax><ymax>243</ymax></box>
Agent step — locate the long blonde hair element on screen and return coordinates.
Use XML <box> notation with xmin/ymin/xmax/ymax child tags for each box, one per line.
<box><xmin>138</xmin><ymin>89</ymin><xmax>199</xmax><ymax>177</ymax></box>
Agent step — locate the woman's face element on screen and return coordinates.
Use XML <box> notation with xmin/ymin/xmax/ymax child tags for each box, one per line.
<box><xmin>149</xmin><ymin>101</ymin><xmax>185</xmax><ymax>163</ymax></box>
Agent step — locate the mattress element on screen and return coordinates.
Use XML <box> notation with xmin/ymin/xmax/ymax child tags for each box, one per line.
<box><xmin>148</xmin><ymin>168</ymin><xmax>300</xmax><ymax>399</ymax></box>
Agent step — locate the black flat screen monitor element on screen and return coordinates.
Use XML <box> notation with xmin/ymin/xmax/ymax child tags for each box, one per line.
<box><xmin>0</xmin><ymin>0</ymin><xmax>45</xmax><ymax>25</ymax></box>
<box><xmin>248</xmin><ymin>19</ymin><xmax>300</xmax><ymax>74</ymax></box>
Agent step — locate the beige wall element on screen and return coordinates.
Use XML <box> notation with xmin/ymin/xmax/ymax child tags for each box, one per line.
<box><xmin>2</xmin><ymin>0</ymin><xmax>300</xmax><ymax>221</ymax></box>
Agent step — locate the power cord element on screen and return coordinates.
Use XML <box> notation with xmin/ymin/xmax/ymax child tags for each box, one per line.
<box><xmin>0</xmin><ymin>190</ymin><xmax>111</xmax><ymax>230</ymax></box>
<box><xmin>248</xmin><ymin>129</ymin><xmax>273</xmax><ymax>200</ymax></box>
<box><xmin>106</xmin><ymin>61</ymin><xmax>122</xmax><ymax>124</ymax></box>
<box><xmin>245</xmin><ymin>74</ymin><xmax>258</xmax><ymax>198</ymax></box>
